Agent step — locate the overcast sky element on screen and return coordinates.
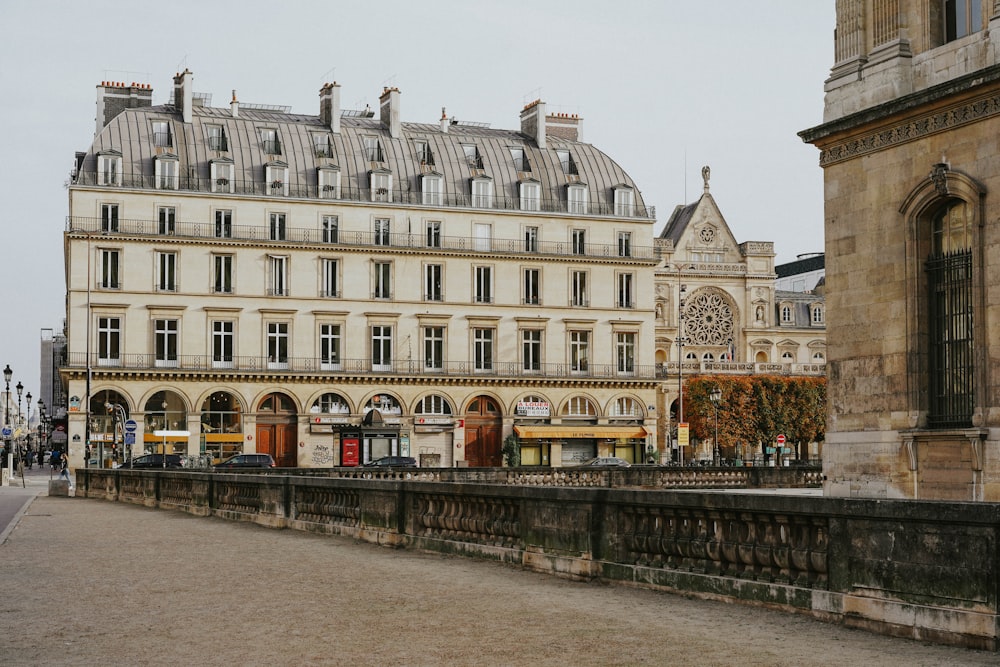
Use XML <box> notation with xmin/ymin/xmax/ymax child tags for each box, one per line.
<box><xmin>0</xmin><ymin>0</ymin><xmax>835</xmax><ymax>397</ymax></box>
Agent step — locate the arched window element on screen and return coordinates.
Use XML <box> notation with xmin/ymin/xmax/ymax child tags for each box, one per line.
<box><xmin>781</xmin><ymin>351</ymin><xmax>794</xmax><ymax>362</ymax></box>
<box><xmin>562</xmin><ymin>396</ymin><xmax>596</xmax><ymax>417</ymax></box>
<box><xmin>311</xmin><ymin>392</ymin><xmax>350</xmax><ymax>415</ymax></box>
<box><xmin>610</xmin><ymin>397</ymin><xmax>642</xmax><ymax>418</ymax></box>
<box><xmin>781</xmin><ymin>305</ymin><xmax>792</xmax><ymax>323</ymax></box>
<box><xmin>701</xmin><ymin>352</ymin><xmax>714</xmax><ymax>362</ymax></box>
<box><xmin>812</xmin><ymin>351</ymin><xmax>825</xmax><ymax>362</ymax></box>
<box><xmin>414</xmin><ymin>394</ymin><xmax>453</xmax><ymax>415</ymax></box>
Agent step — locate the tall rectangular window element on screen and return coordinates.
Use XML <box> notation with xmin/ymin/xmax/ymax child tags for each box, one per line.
<box><xmin>374</xmin><ymin>218</ymin><xmax>390</xmax><ymax>246</ymax></box>
<box><xmin>422</xmin><ymin>175</ymin><xmax>442</xmax><ymax>205</ymax></box>
<box><xmin>617</xmin><ymin>273</ymin><xmax>634</xmax><ymax>308</ymax></box>
<box><xmin>616</xmin><ymin>332</ymin><xmax>636</xmax><ymax>374</ymax></box>
<box><xmin>474</xmin><ymin>266</ymin><xmax>492</xmax><ymax>304</ymax></box>
<box><xmin>156</xmin><ymin>159</ymin><xmax>177</xmax><ymax>190</ymax></box>
<box><xmin>269</xmin><ymin>256</ymin><xmax>288</xmax><ymax>296</ymax></box>
<box><xmin>269</xmin><ymin>213</ymin><xmax>286</xmax><ymax>241</ymax></box>
<box><xmin>474</xmin><ymin>223</ymin><xmax>492</xmax><ymax>252</ymax></box>
<box><xmin>98</xmin><ymin>155</ymin><xmax>120</xmax><ymax>186</ymax></box>
<box><xmin>415</xmin><ymin>140</ymin><xmax>433</xmax><ymax>165</ymax></box>
<box><xmin>154</xmin><ymin>319</ymin><xmax>179</xmax><ymax>367</ymax></box>
<box><xmin>364</xmin><ymin>136</ymin><xmax>384</xmax><ymax>162</ymax></box>
<box><xmin>615</xmin><ymin>188</ymin><xmax>635</xmax><ymax>216</ymax></box>
<box><xmin>426</xmin><ymin>220</ymin><xmax>441</xmax><ymax>248</ymax></box>
<box><xmin>510</xmin><ymin>147</ymin><xmax>530</xmax><ymax>172</ymax></box>
<box><xmin>946</xmin><ymin>0</ymin><xmax>983</xmax><ymax>42</ymax></box>
<box><xmin>618</xmin><ymin>231</ymin><xmax>632</xmax><ymax>258</ymax></box>
<box><xmin>215</xmin><ymin>209</ymin><xmax>232</xmax><ymax>238</ymax></box>
<box><xmin>472</xmin><ymin>179</ymin><xmax>493</xmax><ymax>208</ymax></box>
<box><xmin>524</xmin><ymin>268</ymin><xmax>540</xmax><ymax>305</ymax></box>
<box><xmin>157</xmin><ymin>252</ymin><xmax>177</xmax><ymax>292</ymax></box>
<box><xmin>524</xmin><ymin>226</ymin><xmax>538</xmax><ymax>252</ymax></box>
<box><xmin>568</xmin><ymin>185</ymin><xmax>588</xmax><ymax>214</ymax></box>
<box><xmin>556</xmin><ymin>149</ymin><xmax>577</xmax><ymax>175</ymax></box>
<box><xmin>212</xmin><ymin>321</ymin><xmax>234</xmax><ymax>368</ymax></box>
<box><xmin>322</xmin><ymin>215</ymin><xmax>339</xmax><ymax>243</ymax></box>
<box><xmin>571</xmin><ymin>271</ymin><xmax>588</xmax><ymax>307</ymax></box>
<box><xmin>158</xmin><ymin>207</ymin><xmax>175</xmax><ymax>235</ymax></box>
<box><xmin>424</xmin><ymin>326</ymin><xmax>444</xmax><ymax>370</ymax></box>
<box><xmin>312</xmin><ymin>133</ymin><xmax>332</xmax><ymax>157</ymax></box>
<box><xmin>97</xmin><ymin>316</ymin><xmax>121</xmax><ymax>366</ymax></box>
<box><xmin>207</xmin><ymin>125</ymin><xmax>228</xmax><ymax>151</ymax></box>
<box><xmin>520</xmin><ymin>182</ymin><xmax>540</xmax><ymax>211</ymax></box>
<box><xmin>374</xmin><ymin>261</ymin><xmax>391</xmax><ymax>299</ymax></box>
<box><xmin>100</xmin><ymin>249</ymin><xmax>120</xmax><ymax>289</ymax></box>
<box><xmin>321</xmin><ymin>258</ymin><xmax>339</xmax><ymax>298</ymax></box>
<box><xmin>424</xmin><ymin>264</ymin><xmax>442</xmax><ymax>301</ymax></box>
<box><xmin>267</xmin><ymin>322</ymin><xmax>289</xmax><ymax>368</ymax></box>
<box><xmin>371</xmin><ymin>325</ymin><xmax>392</xmax><ymax>371</ymax></box>
<box><xmin>371</xmin><ymin>171</ymin><xmax>392</xmax><ymax>202</ymax></box>
<box><xmin>153</xmin><ymin>121</ymin><xmax>172</xmax><ymax>148</ymax></box>
<box><xmin>522</xmin><ymin>329</ymin><xmax>541</xmax><ymax>372</ymax></box>
<box><xmin>464</xmin><ymin>145</ymin><xmax>483</xmax><ymax>169</ymax></box>
<box><xmin>213</xmin><ymin>254</ymin><xmax>233</xmax><ymax>294</ymax></box>
<box><xmin>261</xmin><ymin>129</ymin><xmax>281</xmax><ymax>155</ymax></box>
<box><xmin>101</xmin><ymin>204</ymin><xmax>119</xmax><ymax>233</ymax></box>
<box><xmin>319</xmin><ymin>324</ymin><xmax>341</xmax><ymax>370</ymax></box>
<box><xmin>570</xmin><ymin>331</ymin><xmax>589</xmax><ymax>372</ymax></box>
<box><xmin>572</xmin><ymin>229</ymin><xmax>586</xmax><ymax>255</ymax></box>
<box><xmin>474</xmin><ymin>328</ymin><xmax>494</xmax><ymax>372</ymax></box>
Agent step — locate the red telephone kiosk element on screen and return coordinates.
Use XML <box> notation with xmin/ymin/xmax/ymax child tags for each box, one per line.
<box><xmin>341</xmin><ymin>437</ymin><xmax>360</xmax><ymax>467</ymax></box>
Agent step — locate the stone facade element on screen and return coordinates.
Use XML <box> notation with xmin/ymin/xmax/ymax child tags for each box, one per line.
<box><xmin>801</xmin><ymin>2</ymin><xmax>1000</xmax><ymax>500</ymax></box>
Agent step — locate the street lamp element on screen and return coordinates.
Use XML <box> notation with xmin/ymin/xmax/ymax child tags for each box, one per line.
<box><xmin>3</xmin><ymin>364</ymin><xmax>11</xmax><ymax>470</ymax></box>
<box><xmin>709</xmin><ymin>386</ymin><xmax>722</xmax><ymax>466</ymax></box>
<box><xmin>16</xmin><ymin>381</ymin><xmax>23</xmax><ymax>467</ymax></box>
<box><xmin>25</xmin><ymin>391</ymin><xmax>32</xmax><ymax>456</ymax></box>
<box><xmin>677</xmin><ymin>283</ymin><xmax>688</xmax><ymax>465</ymax></box>
<box><xmin>105</xmin><ymin>401</ymin><xmax>127</xmax><ymax>467</ymax></box>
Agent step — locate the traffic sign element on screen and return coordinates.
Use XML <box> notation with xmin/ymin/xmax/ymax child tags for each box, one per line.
<box><xmin>1</xmin><ymin>427</ymin><xmax>11</xmax><ymax>437</ymax></box>
<box><xmin>124</xmin><ymin>419</ymin><xmax>138</xmax><ymax>433</ymax></box>
<box><xmin>124</xmin><ymin>432</ymin><xmax>135</xmax><ymax>446</ymax></box>
<box><xmin>776</xmin><ymin>434</ymin><xmax>786</xmax><ymax>445</ymax></box>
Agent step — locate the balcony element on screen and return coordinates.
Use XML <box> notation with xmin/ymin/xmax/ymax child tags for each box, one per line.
<box><xmin>70</xmin><ymin>169</ymin><xmax>655</xmax><ymax>219</ymax></box>
<box><xmin>66</xmin><ymin>216</ymin><xmax>660</xmax><ymax>262</ymax></box>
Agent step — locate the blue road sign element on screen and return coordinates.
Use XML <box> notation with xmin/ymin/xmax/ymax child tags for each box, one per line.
<box><xmin>1</xmin><ymin>427</ymin><xmax>11</xmax><ymax>437</ymax></box>
<box><xmin>124</xmin><ymin>419</ymin><xmax>138</xmax><ymax>433</ymax></box>
<box><xmin>124</xmin><ymin>432</ymin><xmax>135</xmax><ymax>446</ymax></box>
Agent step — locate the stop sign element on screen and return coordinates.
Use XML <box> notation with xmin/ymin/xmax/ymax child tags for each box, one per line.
<box><xmin>776</xmin><ymin>434</ymin><xmax>786</xmax><ymax>444</ymax></box>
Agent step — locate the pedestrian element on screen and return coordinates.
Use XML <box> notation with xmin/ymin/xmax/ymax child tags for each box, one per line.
<box><xmin>51</xmin><ymin>450</ymin><xmax>61</xmax><ymax>472</ymax></box>
<box><xmin>58</xmin><ymin>451</ymin><xmax>73</xmax><ymax>490</ymax></box>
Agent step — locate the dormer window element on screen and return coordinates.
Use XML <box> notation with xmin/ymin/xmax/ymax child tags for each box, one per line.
<box><xmin>510</xmin><ymin>147</ymin><xmax>530</xmax><ymax>172</ymax></box>
<box><xmin>415</xmin><ymin>140</ymin><xmax>434</xmax><ymax>165</ymax></box>
<box><xmin>464</xmin><ymin>145</ymin><xmax>484</xmax><ymax>169</ymax></box>
<box><xmin>780</xmin><ymin>304</ymin><xmax>793</xmax><ymax>324</ymax></box>
<box><xmin>556</xmin><ymin>149</ymin><xmax>577</xmax><ymax>175</ymax></box>
<box><xmin>567</xmin><ymin>183</ymin><xmax>588</xmax><ymax>214</ymax></box>
<box><xmin>266</xmin><ymin>162</ymin><xmax>288</xmax><ymax>196</ymax></box>
<box><xmin>811</xmin><ymin>304</ymin><xmax>825</xmax><ymax>325</ymax></box>
<box><xmin>519</xmin><ymin>180</ymin><xmax>540</xmax><ymax>212</ymax></box>
<box><xmin>364</xmin><ymin>136</ymin><xmax>384</xmax><ymax>162</ymax></box>
<box><xmin>614</xmin><ymin>186</ymin><xmax>634</xmax><ymax>216</ymax></box>
<box><xmin>471</xmin><ymin>177</ymin><xmax>493</xmax><ymax>208</ymax></box>
<box><xmin>97</xmin><ymin>151</ymin><xmax>122</xmax><ymax>186</ymax></box>
<box><xmin>312</xmin><ymin>133</ymin><xmax>333</xmax><ymax>158</ymax></box>
<box><xmin>154</xmin><ymin>155</ymin><xmax>178</xmax><ymax>190</ymax></box>
<box><xmin>210</xmin><ymin>158</ymin><xmax>234</xmax><ymax>194</ymax></box>
<box><xmin>152</xmin><ymin>121</ymin><xmax>172</xmax><ymax>148</ymax></box>
<box><xmin>422</xmin><ymin>173</ymin><xmax>442</xmax><ymax>205</ymax></box>
<box><xmin>370</xmin><ymin>169</ymin><xmax>393</xmax><ymax>202</ymax></box>
<box><xmin>207</xmin><ymin>125</ymin><xmax>228</xmax><ymax>152</ymax></box>
<box><xmin>319</xmin><ymin>166</ymin><xmax>341</xmax><ymax>199</ymax></box>
<box><xmin>261</xmin><ymin>129</ymin><xmax>281</xmax><ymax>155</ymax></box>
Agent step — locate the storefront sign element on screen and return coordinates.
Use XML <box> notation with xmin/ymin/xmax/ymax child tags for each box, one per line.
<box><xmin>516</xmin><ymin>401</ymin><xmax>550</xmax><ymax>417</ymax></box>
<box><xmin>312</xmin><ymin>416</ymin><xmax>352</xmax><ymax>424</ymax></box>
<box><xmin>416</xmin><ymin>417</ymin><xmax>453</xmax><ymax>425</ymax></box>
<box><xmin>678</xmin><ymin>423</ymin><xmax>689</xmax><ymax>447</ymax></box>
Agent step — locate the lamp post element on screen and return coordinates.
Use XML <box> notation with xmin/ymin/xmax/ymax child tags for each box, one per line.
<box><xmin>710</xmin><ymin>386</ymin><xmax>722</xmax><ymax>466</ymax></box>
<box><xmin>38</xmin><ymin>399</ymin><xmax>46</xmax><ymax>464</ymax></box>
<box><xmin>16</xmin><ymin>381</ymin><xmax>23</xmax><ymax>468</ymax></box>
<box><xmin>105</xmin><ymin>402</ymin><xmax>127</xmax><ymax>467</ymax></box>
<box><xmin>677</xmin><ymin>283</ymin><xmax>688</xmax><ymax>465</ymax></box>
<box><xmin>3</xmin><ymin>364</ymin><xmax>11</xmax><ymax>472</ymax></box>
<box><xmin>25</xmin><ymin>391</ymin><xmax>32</xmax><ymax>460</ymax></box>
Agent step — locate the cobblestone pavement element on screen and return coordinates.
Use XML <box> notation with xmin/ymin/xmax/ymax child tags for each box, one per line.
<box><xmin>0</xmin><ymin>474</ymin><xmax>997</xmax><ymax>666</ymax></box>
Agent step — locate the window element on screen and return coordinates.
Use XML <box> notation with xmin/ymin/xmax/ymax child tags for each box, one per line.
<box><xmin>212</xmin><ymin>321</ymin><xmax>234</xmax><ymax>368</ymax></box>
<box><xmin>266</xmin><ymin>163</ymin><xmax>288</xmax><ymax>196</ymax></box>
<box><xmin>205</xmin><ymin>211</ymin><xmax>229</xmax><ymax>241</ymax></box>
<box><xmin>374</xmin><ymin>261</ymin><xmax>392</xmax><ymax>299</ymax></box>
<box><xmin>152</xmin><ymin>121</ymin><xmax>172</xmax><ymax>148</ymax></box>
<box><xmin>374</xmin><ymin>218</ymin><xmax>390</xmax><ymax>246</ymax></box>
<box><xmin>415</xmin><ymin>394</ymin><xmax>452</xmax><ymax>415</ymax></box>
<box><xmin>266</xmin><ymin>322</ymin><xmax>289</xmax><ymax>368</ymax></box>
<box><xmin>811</xmin><ymin>305</ymin><xmax>824</xmax><ymax>325</ymax></box>
<box><xmin>617</xmin><ymin>273</ymin><xmax>634</xmax><ymax>309</ymax></box>
<box><xmin>474</xmin><ymin>266</ymin><xmax>492</xmax><ymax>304</ymax></box>
<box><xmin>364</xmin><ymin>136</ymin><xmax>384</xmax><ymax>162</ymax></box>
<box><xmin>474</xmin><ymin>222</ymin><xmax>492</xmax><ymax>252</ymax></box>
<box><xmin>422</xmin><ymin>174</ymin><xmax>442</xmax><ymax>205</ymax></box>
<box><xmin>524</xmin><ymin>268</ymin><xmax>540</xmax><ymax>305</ymax></box>
<box><xmin>464</xmin><ymin>145</ymin><xmax>483</xmax><ymax>169</ymax></box>
<box><xmin>426</xmin><ymin>221</ymin><xmax>441</xmax><ymax>248</ymax></box>
<box><xmin>571</xmin><ymin>271</ymin><xmax>588</xmax><ymax>307</ymax></box>
<box><xmin>321</xmin><ymin>258</ymin><xmax>339</xmax><ymax>298</ymax></box>
<box><xmin>812</xmin><ymin>351</ymin><xmax>826</xmax><ymax>362</ymax></box>
<box><xmin>474</xmin><ymin>328</ymin><xmax>494</xmax><ymax>371</ymax></box>
<box><xmin>781</xmin><ymin>305</ymin><xmax>792</xmax><ymax>323</ymax></box>
<box><xmin>524</xmin><ymin>226</ymin><xmax>538</xmax><ymax>252</ymax></box>
<box><xmin>155</xmin><ymin>157</ymin><xmax>177</xmax><ymax>190</ymax></box>
<box><xmin>319</xmin><ymin>167</ymin><xmax>341</xmax><ymax>199</ymax></box>
<box><xmin>945</xmin><ymin>0</ymin><xmax>983</xmax><ymax>42</ymax></box>
<box><xmin>213</xmin><ymin>254</ymin><xmax>233</xmax><ymax>294</ymax></box>
<box><xmin>472</xmin><ymin>178</ymin><xmax>493</xmax><ymax>208</ymax></box>
<box><xmin>207</xmin><ymin>125</ymin><xmax>228</xmax><ymax>151</ymax></box>
<box><xmin>322</xmin><ymin>215</ymin><xmax>339</xmax><ymax>243</ymax></box>
<box><xmin>269</xmin><ymin>255</ymin><xmax>288</xmax><ymax>296</ymax></box>
<box><xmin>522</xmin><ymin>329</ymin><xmax>541</xmax><ymax>372</ymax></box>
<box><xmin>415</xmin><ymin>140</ymin><xmax>434</xmax><ymax>165</ymax></box>
<box><xmin>614</xmin><ymin>187</ymin><xmax>635</xmax><ymax>216</ymax></box>
<box><xmin>423</xmin><ymin>326</ymin><xmax>444</xmax><ymax>370</ymax></box>
<box><xmin>269</xmin><ymin>213</ymin><xmax>286</xmax><ymax>241</ymax></box>
<box><xmin>618</xmin><ymin>232</ymin><xmax>632</xmax><ymax>258</ymax></box>
<box><xmin>261</xmin><ymin>129</ymin><xmax>281</xmax><ymax>155</ymax></box>
<box><xmin>424</xmin><ymin>264</ymin><xmax>442</xmax><ymax>301</ymax></box>
<box><xmin>101</xmin><ymin>204</ymin><xmax>119</xmax><ymax>233</ymax></box>
<box><xmin>211</xmin><ymin>161</ymin><xmax>234</xmax><ymax>193</ymax></box>
<box><xmin>510</xmin><ymin>147</ymin><xmax>530</xmax><ymax>172</ymax></box>
<box><xmin>98</xmin><ymin>154</ymin><xmax>121</xmax><ymax>186</ymax></box>
<box><xmin>563</xmin><ymin>396</ymin><xmax>596</xmax><ymax>417</ymax></box>
<box><xmin>312</xmin><ymin>133</ymin><xmax>332</xmax><ymax>157</ymax></box>
<box><xmin>568</xmin><ymin>184</ymin><xmax>588</xmax><ymax>214</ymax></box>
<box><xmin>556</xmin><ymin>149</ymin><xmax>577</xmax><ymax>175</ymax></box>
<box><xmin>520</xmin><ymin>181</ymin><xmax>540</xmax><ymax>211</ymax></box>
<box><xmin>611</xmin><ymin>397</ymin><xmax>642</xmax><ymax>418</ymax></box>
<box><xmin>572</xmin><ymin>229</ymin><xmax>586</xmax><ymax>255</ymax></box>
<box><xmin>616</xmin><ymin>332</ymin><xmax>636</xmax><ymax>374</ymax></box>
<box><xmin>315</xmin><ymin>392</ymin><xmax>349</xmax><ymax>414</ymax></box>
<box><xmin>319</xmin><ymin>324</ymin><xmax>341</xmax><ymax>370</ymax></box>
<box><xmin>99</xmin><ymin>249</ymin><xmax>120</xmax><ymax>289</ymax></box>
<box><xmin>781</xmin><ymin>351</ymin><xmax>794</xmax><ymax>362</ymax></box>
<box><xmin>371</xmin><ymin>325</ymin><xmax>392</xmax><ymax>371</ymax></box>
<box><xmin>927</xmin><ymin>199</ymin><xmax>974</xmax><ymax>427</ymax></box>
<box><xmin>702</xmin><ymin>352</ymin><xmax>715</xmax><ymax>362</ymax></box>
<box><xmin>156</xmin><ymin>251</ymin><xmax>177</xmax><ymax>292</ymax></box>
<box><xmin>570</xmin><ymin>331</ymin><xmax>589</xmax><ymax>372</ymax></box>
<box><xmin>97</xmin><ymin>316</ymin><xmax>121</xmax><ymax>366</ymax></box>
<box><xmin>154</xmin><ymin>319</ymin><xmax>179</xmax><ymax>367</ymax></box>
<box><xmin>158</xmin><ymin>207</ymin><xmax>176</xmax><ymax>235</ymax></box>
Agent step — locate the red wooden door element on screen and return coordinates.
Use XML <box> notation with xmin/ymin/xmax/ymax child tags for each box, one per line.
<box><xmin>465</xmin><ymin>396</ymin><xmax>502</xmax><ymax>467</ymax></box>
<box><xmin>256</xmin><ymin>393</ymin><xmax>298</xmax><ymax>467</ymax></box>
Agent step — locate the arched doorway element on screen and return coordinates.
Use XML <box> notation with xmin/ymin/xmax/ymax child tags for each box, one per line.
<box><xmin>256</xmin><ymin>392</ymin><xmax>297</xmax><ymax>467</ymax></box>
<box><xmin>465</xmin><ymin>395</ymin><xmax>502</xmax><ymax>467</ymax></box>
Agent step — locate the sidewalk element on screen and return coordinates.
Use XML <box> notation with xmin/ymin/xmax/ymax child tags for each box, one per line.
<box><xmin>0</xmin><ymin>479</ymin><xmax>997</xmax><ymax>666</ymax></box>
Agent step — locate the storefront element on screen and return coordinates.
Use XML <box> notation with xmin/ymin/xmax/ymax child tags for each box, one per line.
<box><xmin>513</xmin><ymin>425</ymin><xmax>648</xmax><ymax>466</ymax></box>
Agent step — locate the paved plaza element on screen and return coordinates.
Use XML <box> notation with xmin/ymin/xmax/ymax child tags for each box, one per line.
<box><xmin>0</xmin><ymin>468</ymin><xmax>996</xmax><ymax>666</ymax></box>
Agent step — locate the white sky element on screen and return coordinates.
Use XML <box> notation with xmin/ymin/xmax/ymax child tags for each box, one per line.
<box><xmin>0</xmin><ymin>0</ymin><xmax>835</xmax><ymax>395</ymax></box>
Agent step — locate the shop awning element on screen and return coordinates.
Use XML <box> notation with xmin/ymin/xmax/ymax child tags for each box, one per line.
<box><xmin>513</xmin><ymin>425</ymin><xmax>647</xmax><ymax>439</ymax></box>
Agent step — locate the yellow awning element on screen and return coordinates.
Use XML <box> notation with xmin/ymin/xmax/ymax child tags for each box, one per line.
<box><xmin>514</xmin><ymin>425</ymin><xmax>647</xmax><ymax>439</ymax></box>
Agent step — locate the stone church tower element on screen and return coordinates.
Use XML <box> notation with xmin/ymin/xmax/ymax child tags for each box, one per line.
<box><xmin>801</xmin><ymin>1</ymin><xmax>1000</xmax><ymax>500</ymax></box>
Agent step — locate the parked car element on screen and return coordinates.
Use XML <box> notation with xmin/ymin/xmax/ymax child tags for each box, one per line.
<box><xmin>214</xmin><ymin>453</ymin><xmax>276</xmax><ymax>469</ymax></box>
<box><xmin>120</xmin><ymin>454</ymin><xmax>185</xmax><ymax>469</ymax></box>
<box><xmin>578</xmin><ymin>457</ymin><xmax>631</xmax><ymax>467</ymax></box>
<box><xmin>363</xmin><ymin>456</ymin><xmax>418</xmax><ymax>467</ymax></box>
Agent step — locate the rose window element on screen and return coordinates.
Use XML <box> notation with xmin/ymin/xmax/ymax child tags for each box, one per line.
<box><xmin>683</xmin><ymin>290</ymin><xmax>734</xmax><ymax>345</ymax></box>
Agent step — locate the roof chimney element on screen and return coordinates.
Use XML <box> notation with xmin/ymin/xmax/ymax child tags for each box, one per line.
<box><xmin>173</xmin><ymin>69</ymin><xmax>193</xmax><ymax>124</ymax></box>
<box><xmin>230</xmin><ymin>90</ymin><xmax>239</xmax><ymax>118</ymax></box>
<box><xmin>520</xmin><ymin>99</ymin><xmax>546</xmax><ymax>149</ymax></box>
<box><xmin>545</xmin><ymin>110</ymin><xmax>582</xmax><ymax>142</ymax></box>
<box><xmin>319</xmin><ymin>82</ymin><xmax>341</xmax><ymax>134</ymax></box>
<box><xmin>440</xmin><ymin>107</ymin><xmax>448</xmax><ymax>133</ymax></box>
<box><xmin>379</xmin><ymin>87</ymin><xmax>401</xmax><ymax>139</ymax></box>
<box><xmin>95</xmin><ymin>80</ymin><xmax>153</xmax><ymax>135</ymax></box>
